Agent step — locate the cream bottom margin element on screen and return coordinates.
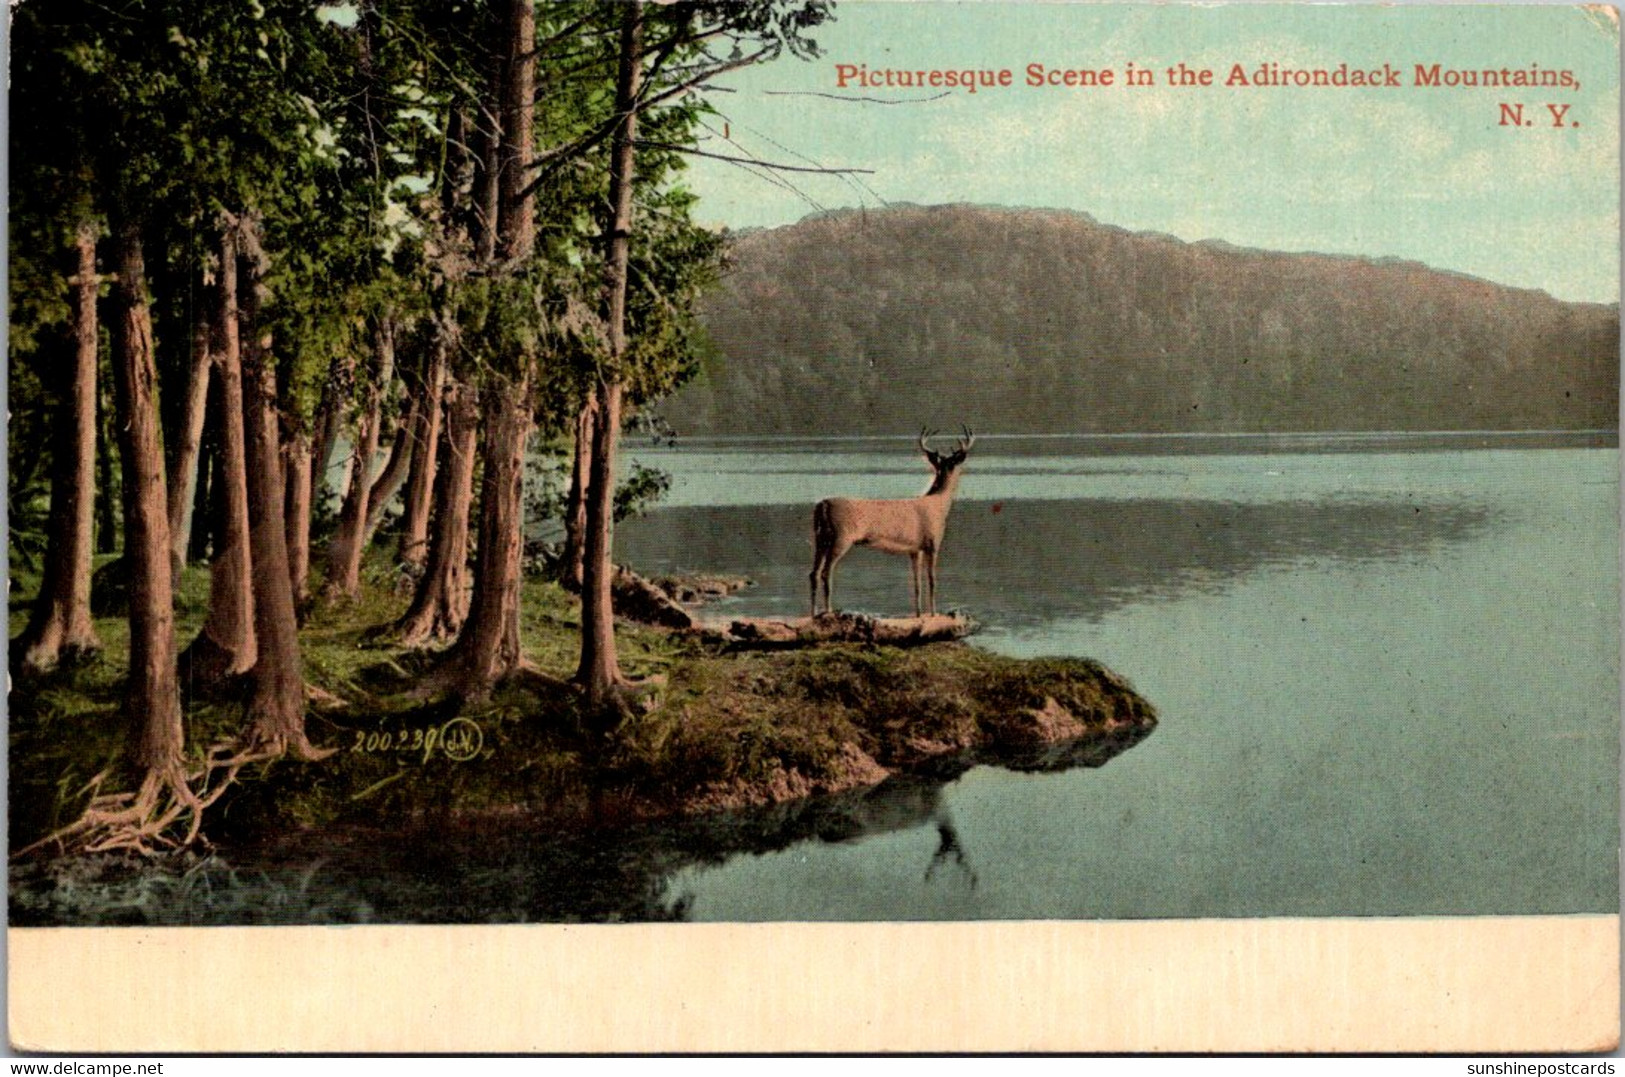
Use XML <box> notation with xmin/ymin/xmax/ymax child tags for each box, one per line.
<box><xmin>9</xmin><ymin>915</ymin><xmax>1620</xmax><ymax>1054</ymax></box>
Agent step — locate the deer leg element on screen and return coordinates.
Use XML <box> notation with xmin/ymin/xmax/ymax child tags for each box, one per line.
<box><xmin>908</xmin><ymin>553</ymin><xmax>921</xmax><ymax>617</ymax></box>
<box><xmin>825</xmin><ymin>541</ymin><xmax>852</xmax><ymax>614</ymax></box>
<box><xmin>809</xmin><ymin>552</ymin><xmax>825</xmax><ymax>616</ymax></box>
<box><xmin>811</xmin><ymin>503</ymin><xmax>830</xmax><ymax>616</ymax></box>
<box><xmin>926</xmin><ymin>549</ymin><xmax>939</xmax><ymax>616</ymax></box>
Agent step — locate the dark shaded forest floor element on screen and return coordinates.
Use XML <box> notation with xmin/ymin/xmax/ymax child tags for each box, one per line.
<box><xmin>8</xmin><ymin>548</ymin><xmax>1156</xmax><ymax>865</ymax></box>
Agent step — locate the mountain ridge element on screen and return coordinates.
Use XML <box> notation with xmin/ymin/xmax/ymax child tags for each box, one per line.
<box><xmin>667</xmin><ymin>203</ymin><xmax>1618</xmax><ymax>435</ymax></box>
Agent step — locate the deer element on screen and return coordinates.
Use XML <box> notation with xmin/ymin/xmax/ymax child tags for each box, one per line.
<box><xmin>809</xmin><ymin>426</ymin><xmax>975</xmax><ymax>618</ymax></box>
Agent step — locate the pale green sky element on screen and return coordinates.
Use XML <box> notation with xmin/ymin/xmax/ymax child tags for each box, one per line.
<box><xmin>680</xmin><ymin>2</ymin><xmax>1620</xmax><ymax>303</ymax></box>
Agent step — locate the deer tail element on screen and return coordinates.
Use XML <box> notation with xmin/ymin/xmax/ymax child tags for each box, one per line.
<box><xmin>812</xmin><ymin>499</ymin><xmax>833</xmax><ymax>553</ymax></box>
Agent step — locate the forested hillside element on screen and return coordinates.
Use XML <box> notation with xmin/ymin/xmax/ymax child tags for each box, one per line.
<box><xmin>668</xmin><ymin>204</ymin><xmax>1619</xmax><ymax>434</ymax></box>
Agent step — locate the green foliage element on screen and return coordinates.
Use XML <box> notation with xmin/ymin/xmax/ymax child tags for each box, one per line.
<box><xmin>613</xmin><ymin>463</ymin><xmax>672</xmax><ymax>524</ymax></box>
<box><xmin>8</xmin><ymin>469</ymin><xmax>53</xmax><ymax>577</ymax></box>
<box><xmin>522</xmin><ymin>443</ymin><xmax>571</xmax><ymax>543</ymax></box>
<box><xmin>6</xmin><ymin>1</ymin><xmax>847</xmax><ymax>862</ymax></box>
<box><xmin>10</xmin><ymin>0</ymin><xmax>485</xmax><ymax>452</ymax></box>
<box><xmin>459</xmin><ymin>273</ymin><xmax>550</xmax><ymax>380</ymax></box>
<box><xmin>7</xmin><ymin>338</ymin><xmax>62</xmax><ymax>575</ymax></box>
<box><xmin>7</xmin><ymin>220</ymin><xmax>78</xmax><ymax>360</ymax></box>
<box><xmin>7</xmin><ymin>0</ymin><xmax>836</xmax><ymax>508</ymax></box>
<box><xmin>523</xmin><ymin>446</ymin><xmax>669</xmax><ymax>547</ymax></box>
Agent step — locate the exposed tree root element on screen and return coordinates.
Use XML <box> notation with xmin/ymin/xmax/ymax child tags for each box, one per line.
<box><xmin>410</xmin><ymin>653</ymin><xmax>583</xmax><ymax>710</ymax></box>
<box><xmin>571</xmin><ymin>669</ymin><xmax>666</xmax><ymax>730</ymax></box>
<box><xmin>304</xmin><ymin>683</ymin><xmax>350</xmax><ymax>709</ymax></box>
<box><xmin>390</xmin><ymin>605</ymin><xmax>467</xmax><ymax>650</ymax></box>
<box><xmin>12</xmin><ymin>741</ymin><xmax>280</xmax><ymax>860</ymax></box>
<box><xmin>13</xmin><ymin>635</ymin><xmax>101</xmax><ymax>679</ymax></box>
<box><xmin>410</xmin><ymin>650</ymin><xmax>526</xmax><ymax>703</ymax></box>
<box><xmin>242</xmin><ymin>726</ymin><xmax>338</xmax><ymax>763</ymax></box>
<box><xmin>510</xmin><ymin>659</ymin><xmax>573</xmax><ymax>696</ymax></box>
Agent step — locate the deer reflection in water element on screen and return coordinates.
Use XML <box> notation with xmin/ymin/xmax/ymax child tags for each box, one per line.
<box><xmin>926</xmin><ymin>818</ymin><xmax>979</xmax><ymax>891</ymax></box>
<box><xmin>827</xmin><ymin>773</ymin><xmax>982</xmax><ymax>890</ymax></box>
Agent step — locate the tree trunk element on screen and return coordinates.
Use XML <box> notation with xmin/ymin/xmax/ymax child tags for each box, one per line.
<box><xmin>561</xmin><ymin>395</ymin><xmax>595</xmax><ymax>591</ymax></box>
<box><xmin>431</xmin><ymin>0</ymin><xmax>536</xmax><ymax>694</ymax></box>
<box><xmin>473</xmin><ymin>65</ymin><xmax>503</xmax><ymax>264</ymax></box>
<box><xmin>321</xmin><ymin>318</ymin><xmax>395</xmax><ymax>603</ymax></box>
<box><xmin>108</xmin><ymin>218</ymin><xmax>183</xmax><ymax>772</ymax></box>
<box><xmin>444</xmin><ymin>108</ymin><xmax>474</xmax><ymax>232</ymax></box>
<box><xmin>95</xmin><ymin>361</ymin><xmax>119</xmax><ymax>555</ymax></box>
<box><xmin>308</xmin><ymin>357</ymin><xmax>348</xmax><ymax>515</ymax></box>
<box><xmin>282</xmin><ymin>430</ymin><xmax>313</xmax><ymax>605</ymax></box>
<box><xmin>188</xmin><ymin>422</ymin><xmax>216</xmax><ymax>563</ymax></box>
<box><xmin>360</xmin><ymin>394</ymin><xmax>416</xmax><ymax>546</ymax></box>
<box><xmin>442</xmin><ymin>376</ymin><xmax>530</xmax><ymax>691</ymax></box>
<box><xmin>181</xmin><ymin>224</ymin><xmax>257</xmax><ymax>685</ymax></box>
<box><xmin>166</xmin><ymin>302</ymin><xmax>213</xmax><ymax>579</ymax></box>
<box><xmin>395</xmin><ymin>381</ymin><xmax>477</xmax><ymax>645</ymax></box>
<box><xmin>498</xmin><ymin>0</ymin><xmax>535</xmax><ymax>263</ymax></box>
<box><xmin>576</xmin><ymin>379</ymin><xmax>625</xmax><ymax>703</ymax></box>
<box><xmin>399</xmin><ymin>325</ymin><xmax>448</xmax><ymax>567</ymax></box>
<box><xmin>238</xmin><ymin>234</ymin><xmax>324</xmax><ymax>759</ymax></box>
<box><xmin>18</xmin><ymin>219</ymin><xmax>103</xmax><ymax>674</ymax></box>
<box><xmin>576</xmin><ymin>1</ymin><xmax>642</xmax><ymax>704</ymax></box>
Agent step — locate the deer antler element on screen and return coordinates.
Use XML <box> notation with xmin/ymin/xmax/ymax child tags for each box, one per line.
<box><xmin>956</xmin><ymin>425</ymin><xmax>975</xmax><ymax>453</ymax></box>
<box><xmin>917</xmin><ymin>428</ymin><xmax>940</xmax><ymax>456</ymax></box>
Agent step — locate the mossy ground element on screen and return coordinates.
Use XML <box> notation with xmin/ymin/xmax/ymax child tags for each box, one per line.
<box><xmin>9</xmin><ymin>547</ymin><xmax>1155</xmax><ymax>855</ymax></box>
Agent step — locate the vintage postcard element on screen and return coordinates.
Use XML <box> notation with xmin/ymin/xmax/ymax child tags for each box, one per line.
<box><xmin>7</xmin><ymin>0</ymin><xmax>1620</xmax><ymax>1054</ymax></box>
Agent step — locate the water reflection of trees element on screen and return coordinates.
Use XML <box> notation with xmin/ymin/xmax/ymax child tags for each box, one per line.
<box><xmin>12</xmin><ymin>727</ymin><xmax>1152</xmax><ymax>925</ymax></box>
<box><xmin>386</xmin><ymin>724</ymin><xmax>1149</xmax><ymax>923</ymax></box>
<box><xmin>619</xmin><ymin>498</ymin><xmax>1496</xmax><ymax>625</ymax></box>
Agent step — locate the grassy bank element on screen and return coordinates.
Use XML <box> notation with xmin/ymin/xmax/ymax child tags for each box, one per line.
<box><xmin>9</xmin><ymin>551</ymin><xmax>1156</xmax><ymax>855</ymax></box>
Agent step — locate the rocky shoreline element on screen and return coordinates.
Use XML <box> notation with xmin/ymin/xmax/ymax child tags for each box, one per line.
<box><xmin>11</xmin><ymin>562</ymin><xmax>1157</xmax><ymax>896</ymax></box>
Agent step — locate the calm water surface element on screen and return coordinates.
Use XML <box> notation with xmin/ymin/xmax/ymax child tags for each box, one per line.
<box><xmin>16</xmin><ymin>433</ymin><xmax>1618</xmax><ymax>923</ymax></box>
<box><xmin>611</xmin><ymin>433</ymin><xmax>1619</xmax><ymax>919</ymax></box>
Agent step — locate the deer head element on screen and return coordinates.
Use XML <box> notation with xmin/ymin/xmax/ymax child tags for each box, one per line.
<box><xmin>917</xmin><ymin>426</ymin><xmax>975</xmax><ymax>494</ymax></box>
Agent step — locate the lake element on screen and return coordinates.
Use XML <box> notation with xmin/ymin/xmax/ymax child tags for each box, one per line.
<box><xmin>13</xmin><ymin>432</ymin><xmax>1618</xmax><ymax>923</ymax></box>
<box><xmin>611</xmin><ymin>432</ymin><xmax>1620</xmax><ymax>920</ymax></box>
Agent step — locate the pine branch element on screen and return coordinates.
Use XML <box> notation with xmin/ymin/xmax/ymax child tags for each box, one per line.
<box><xmin>517</xmin><ymin>46</ymin><xmax>772</xmax><ymax>202</ymax></box>
<box><xmin>634</xmin><ymin>141</ymin><xmax>875</xmax><ymax>175</ymax></box>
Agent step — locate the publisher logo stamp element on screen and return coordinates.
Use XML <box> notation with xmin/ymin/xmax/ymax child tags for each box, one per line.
<box><xmin>438</xmin><ymin>717</ymin><xmax>484</xmax><ymax>763</ymax></box>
